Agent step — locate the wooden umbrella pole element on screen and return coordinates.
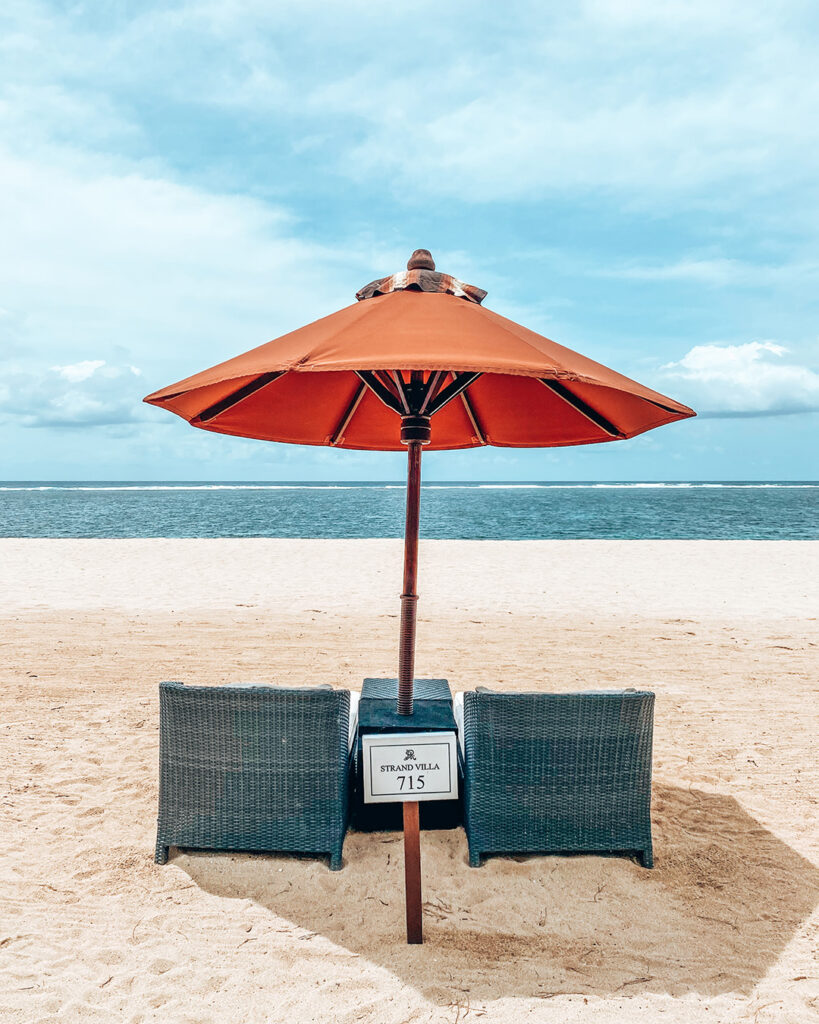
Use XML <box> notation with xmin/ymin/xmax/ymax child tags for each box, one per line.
<box><xmin>400</xmin><ymin>442</ymin><xmax>423</xmax><ymax>943</ymax></box>
<box><xmin>397</xmin><ymin>436</ymin><xmax>423</xmax><ymax>715</ymax></box>
<box><xmin>397</xmin><ymin>413</ymin><xmax>428</xmax><ymax>945</ymax></box>
<box><xmin>403</xmin><ymin>799</ymin><xmax>422</xmax><ymax>944</ymax></box>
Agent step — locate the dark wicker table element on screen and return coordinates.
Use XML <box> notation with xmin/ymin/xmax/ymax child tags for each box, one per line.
<box><xmin>352</xmin><ymin>678</ymin><xmax>463</xmax><ymax>831</ymax></box>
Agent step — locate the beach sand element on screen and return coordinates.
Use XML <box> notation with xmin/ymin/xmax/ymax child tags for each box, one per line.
<box><xmin>1</xmin><ymin>539</ymin><xmax>818</xmax><ymax>1024</ymax></box>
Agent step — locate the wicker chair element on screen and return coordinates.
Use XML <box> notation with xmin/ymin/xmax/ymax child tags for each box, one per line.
<box><xmin>155</xmin><ymin>681</ymin><xmax>355</xmax><ymax>870</ymax></box>
<box><xmin>456</xmin><ymin>689</ymin><xmax>654</xmax><ymax>868</ymax></box>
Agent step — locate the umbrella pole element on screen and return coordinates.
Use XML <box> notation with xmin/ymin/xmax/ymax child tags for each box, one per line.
<box><xmin>400</xmin><ymin>439</ymin><xmax>423</xmax><ymax>943</ymax></box>
<box><xmin>397</xmin><ymin>416</ymin><xmax>428</xmax><ymax>945</ymax></box>
<box><xmin>403</xmin><ymin>799</ymin><xmax>422</xmax><ymax>944</ymax></box>
<box><xmin>398</xmin><ymin>437</ymin><xmax>422</xmax><ymax>716</ymax></box>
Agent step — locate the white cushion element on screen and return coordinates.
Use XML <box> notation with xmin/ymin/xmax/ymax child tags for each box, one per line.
<box><xmin>348</xmin><ymin>690</ymin><xmax>360</xmax><ymax>752</ymax></box>
<box><xmin>453</xmin><ymin>692</ymin><xmax>465</xmax><ymax>755</ymax></box>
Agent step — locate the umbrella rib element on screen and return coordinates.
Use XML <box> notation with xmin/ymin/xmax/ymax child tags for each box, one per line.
<box><xmin>417</xmin><ymin>371</ymin><xmax>445</xmax><ymax>415</ymax></box>
<box><xmin>426</xmin><ymin>372</ymin><xmax>482</xmax><ymax>416</ymax></box>
<box><xmin>645</xmin><ymin>397</ymin><xmax>693</xmax><ymax>416</ymax></box>
<box><xmin>355</xmin><ymin>371</ymin><xmax>404</xmax><ymax>415</ymax></box>
<box><xmin>329</xmin><ymin>380</ymin><xmax>367</xmax><ymax>445</ymax></box>
<box><xmin>389</xmin><ymin>371</ymin><xmax>412</xmax><ymax>414</ymax></box>
<box><xmin>193</xmin><ymin>371</ymin><xmax>285</xmax><ymax>424</ymax></box>
<box><xmin>460</xmin><ymin>390</ymin><xmax>486</xmax><ymax>444</ymax></box>
<box><xmin>373</xmin><ymin>370</ymin><xmax>402</xmax><ymax>401</ymax></box>
<box><xmin>539</xmin><ymin>379</ymin><xmax>625</xmax><ymax>438</ymax></box>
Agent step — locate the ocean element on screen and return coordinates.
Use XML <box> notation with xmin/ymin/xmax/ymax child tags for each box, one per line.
<box><xmin>0</xmin><ymin>482</ymin><xmax>816</xmax><ymax>540</ymax></box>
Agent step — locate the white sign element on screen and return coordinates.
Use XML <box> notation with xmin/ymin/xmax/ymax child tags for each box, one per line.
<box><xmin>362</xmin><ymin>731</ymin><xmax>459</xmax><ymax>804</ymax></box>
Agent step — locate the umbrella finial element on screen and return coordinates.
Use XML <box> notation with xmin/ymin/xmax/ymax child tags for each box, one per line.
<box><xmin>407</xmin><ymin>249</ymin><xmax>435</xmax><ymax>271</ymax></box>
<box><xmin>356</xmin><ymin>252</ymin><xmax>486</xmax><ymax>304</ymax></box>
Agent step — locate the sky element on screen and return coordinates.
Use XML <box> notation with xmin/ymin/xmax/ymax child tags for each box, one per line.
<box><xmin>1</xmin><ymin>0</ymin><xmax>818</xmax><ymax>481</ymax></box>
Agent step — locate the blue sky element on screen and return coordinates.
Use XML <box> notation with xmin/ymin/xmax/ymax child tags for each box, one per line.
<box><xmin>1</xmin><ymin>1</ymin><xmax>818</xmax><ymax>481</ymax></box>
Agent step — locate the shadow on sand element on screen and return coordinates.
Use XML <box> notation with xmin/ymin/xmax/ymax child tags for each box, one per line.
<box><xmin>175</xmin><ymin>785</ymin><xmax>819</xmax><ymax>1000</ymax></box>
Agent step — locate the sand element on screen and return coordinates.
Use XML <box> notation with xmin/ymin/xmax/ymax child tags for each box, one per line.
<box><xmin>1</xmin><ymin>539</ymin><xmax>818</xmax><ymax>1024</ymax></box>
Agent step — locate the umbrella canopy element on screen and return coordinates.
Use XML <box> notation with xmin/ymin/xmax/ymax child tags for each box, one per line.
<box><xmin>144</xmin><ymin>253</ymin><xmax>694</xmax><ymax>452</ymax></box>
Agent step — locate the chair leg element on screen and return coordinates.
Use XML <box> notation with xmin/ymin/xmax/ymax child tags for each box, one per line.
<box><xmin>155</xmin><ymin>841</ymin><xmax>169</xmax><ymax>865</ymax></box>
<box><xmin>468</xmin><ymin>849</ymin><xmax>482</xmax><ymax>868</ymax></box>
<box><xmin>639</xmin><ymin>848</ymin><xmax>654</xmax><ymax>869</ymax></box>
<box><xmin>329</xmin><ymin>850</ymin><xmax>343</xmax><ymax>871</ymax></box>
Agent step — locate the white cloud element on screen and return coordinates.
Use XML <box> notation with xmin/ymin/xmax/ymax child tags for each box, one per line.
<box><xmin>0</xmin><ymin>147</ymin><xmax>379</xmax><ymax>376</ymax></box>
<box><xmin>0</xmin><ymin>360</ymin><xmax>150</xmax><ymax>428</ymax></box>
<box><xmin>0</xmin><ymin>145</ymin><xmax>399</xmax><ymax>450</ymax></box>
<box><xmin>661</xmin><ymin>341</ymin><xmax>819</xmax><ymax>417</ymax></box>
<box><xmin>324</xmin><ymin>4</ymin><xmax>819</xmax><ymax>203</ymax></box>
<box><xmin>52</xmin><ymin>359</ymin><xmax>106</xmax><ymax>383</ymax></box>
<box><xmin>4</xmin><ymin>1</ymin><xmax>819</xmax><ymax>205</ymax></box>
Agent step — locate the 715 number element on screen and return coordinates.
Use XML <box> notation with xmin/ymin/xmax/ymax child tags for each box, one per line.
<box><xmin>397</xmin><ymin>775</ymin><xmax>425</xmax><ymax>791</ymax></box>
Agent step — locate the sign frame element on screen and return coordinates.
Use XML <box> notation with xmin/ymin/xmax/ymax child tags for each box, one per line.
<box><xmin>361</xmin><ymin>731</ymin><xmax>458</xmax><ymax>804</ymax></box>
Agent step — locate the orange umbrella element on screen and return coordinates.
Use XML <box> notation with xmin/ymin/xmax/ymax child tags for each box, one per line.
<box><xmin>146</xmin><ymin>257</ymin><xmax>692</xmax><ymax>455</ymax></box>
<box><xmin>145</xmin><ymin>249</ymin><xmax>694</xmax><ymax>942</ymax></box>
<box><xmin>145</xmin><ymin>249</ymin><xmax>693</xmax><ymax>716</ymax></box>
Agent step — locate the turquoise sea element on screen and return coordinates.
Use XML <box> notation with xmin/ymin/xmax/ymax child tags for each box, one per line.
<box><xmin>0</xmin><ymin>482</ymin><xmax>816</xmax><ymax>539</ymax></box>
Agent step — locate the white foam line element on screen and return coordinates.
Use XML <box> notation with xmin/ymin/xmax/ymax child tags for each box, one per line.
<box><xmin>0</xmin><ymin>485</ymin><xmax>360</xmax><ymax>491</ymax></box>
<box><xmin>0</xmin><ymin>483</ymin><xmax>815</xmax><ymax>492</ymax></box>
